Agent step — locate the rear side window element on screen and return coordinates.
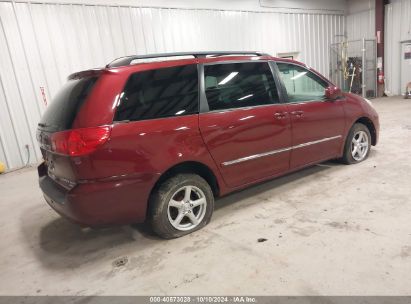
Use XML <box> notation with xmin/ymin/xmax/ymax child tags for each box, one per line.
<box><xmin>204</xmin><ymin>62</ymin><xmax>279</xmax><ymax>111</ymax></box>
<box><xmin>114</xmin><ymin>64</ymin><xmax>198</xmax><ymax>121</ymax></box>
<box><xmin>39</xmin><ymin>77</ymin><xmax>97</xmax><ymax>132</ymax></box>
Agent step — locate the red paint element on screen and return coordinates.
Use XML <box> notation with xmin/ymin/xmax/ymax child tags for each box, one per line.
<box><xmin>199</xmin><ymin>104</ymin><xmax>291</xmax><ymax>188</ymax></box>
<box><xmin>37</xmin><ymin>55</ymin><xmax>380</xmax><ymax>227</ymax></box>
<box><xmin>286</xmin><ymin>100</ymin><xmax>346</xmax><ymax>168</ymax></box>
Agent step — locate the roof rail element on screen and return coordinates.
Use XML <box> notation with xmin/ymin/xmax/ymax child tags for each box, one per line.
<box><xmin>106</xmin><ymin>51</ymin><xmax>270</xmax><ymax>68</ymax></box>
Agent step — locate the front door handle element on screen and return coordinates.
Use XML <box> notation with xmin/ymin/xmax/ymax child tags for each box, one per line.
<box><xmin>290</xmin><ymin>110</ymin><xmax>304</xmax><ymax>117</ymax></box>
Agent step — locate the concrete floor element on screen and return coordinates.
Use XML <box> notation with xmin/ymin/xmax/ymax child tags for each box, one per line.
<box><xmin>0</xmin><ymin>96</ymin><xmax>410</xmax><ymax>296</ymax></box>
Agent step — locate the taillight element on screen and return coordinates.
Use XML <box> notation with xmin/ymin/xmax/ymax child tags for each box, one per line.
<box><xmin>50</xmin><ymin>126</ymin><xmax>111</xmax><ymax>156</ymax></box>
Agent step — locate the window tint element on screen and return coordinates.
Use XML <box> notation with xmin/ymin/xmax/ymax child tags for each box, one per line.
<box><xmin>204</xmin><ymin>62</ymin><xmax>279</xmax><ymax>111</ymax></box>
<box><xmin>114</xmin><ymin>64</ymin><xmax>198</xmax><ymax>121</ymax></box>
<box><xmin>39</xmin><ymin>77</ymin><xmax>97</xmax><ymax>132</ymax></box>
<box><xmin>277</xmin><ymin>63</ymin><xmax>328</xmax><ymax>103</ymax></box>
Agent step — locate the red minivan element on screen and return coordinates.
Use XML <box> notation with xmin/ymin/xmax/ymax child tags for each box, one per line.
<box><xmin>37</xmin><ymin>52</ymin><xmax>379</xmax><ymax>238</ymax></box>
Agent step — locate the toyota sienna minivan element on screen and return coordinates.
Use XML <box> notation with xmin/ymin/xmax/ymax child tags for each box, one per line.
<box><xmin>37</xmin><ymin>51</ymin><xmax>379</xmax><ymax>238</ymax></box>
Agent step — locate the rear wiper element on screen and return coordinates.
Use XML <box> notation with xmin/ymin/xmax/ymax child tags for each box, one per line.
<box><xmin>38</xmin><ymin>123</ymin><xmax>48</xmax><ymax>128</ymax></box>
<box><xmin>114</xmin><ymin>120</ymin><xmax>131</xmax><ymax>124</ymax></box>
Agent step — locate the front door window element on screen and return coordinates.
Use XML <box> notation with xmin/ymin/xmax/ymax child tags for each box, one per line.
<box><xmin>277</xmin><ymin>63</ymin><xmax>328</xmax><ymax>103</ymax></box>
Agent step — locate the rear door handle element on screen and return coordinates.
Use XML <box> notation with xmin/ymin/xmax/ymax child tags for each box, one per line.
<box><xmin>274</xmin><ymin>112</ymin><xmax>287</xmax><ymax>119</ymax></box>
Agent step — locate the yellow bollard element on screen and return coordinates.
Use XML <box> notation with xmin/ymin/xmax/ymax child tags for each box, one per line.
<box><xmin>0</xmin><ymin>161</ymin><xmax>5</xmax><ymax>174</ymax></box>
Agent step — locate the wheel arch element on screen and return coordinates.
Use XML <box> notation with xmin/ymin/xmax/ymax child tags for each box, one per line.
<box><xmin>147</xmin><ymin>161</ymin><xmax>220</xmax><ymax>217</ymax></box>
<box><xmin>354</xmin><ymin>117</ymin><xmax>377</xmax><ymax>146</ymax></box>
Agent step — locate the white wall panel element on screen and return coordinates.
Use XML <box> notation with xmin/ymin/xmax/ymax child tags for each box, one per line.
<box><xmin>0</xmin><ymin>0</ymin><xmax>348</xmax><ymax>14</ymax></box>
<box><xmin>0</xmin><ymin>1</ymin><xmax>345</xmax><ymax>170</ymax></box>
<box><xmin>385</xmin><ymin>0</ymin><xmax>411</xmax><ymax>95</ymax></box>
<box><xmin>346</xmin><ymin>9</ymin><xmax>375</xmax><ymax>40</ymax></box>
<box><xmin>346</xmin><ymin>0</ymin><xmax>375</xmax><ymax>41</ymax></box>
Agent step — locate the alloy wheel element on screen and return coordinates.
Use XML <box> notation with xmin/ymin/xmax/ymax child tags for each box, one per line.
<box><xmin>167</xmin><ymin>185</ymin><xmax>207</xmax><ymax>231</ymax></box>
<box><xmin>351</xmin><ymin>130</ymin><xmax>369</xmax><ymax>161</ymax></box>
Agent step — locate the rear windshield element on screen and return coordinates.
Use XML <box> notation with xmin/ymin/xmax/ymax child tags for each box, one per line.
<box><xmin>39</xmin><ymin>77</ymin><xmax>98</xmax><ymax>132</ymax></box>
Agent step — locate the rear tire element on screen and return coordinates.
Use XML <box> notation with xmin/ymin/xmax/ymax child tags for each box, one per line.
<box><xmin>149</xmin><ymin>174</ymin><xmax>214</xmax><ymax>239</ymax></box>
<box><xmin>341</xmin><ymin>123</ymin><xmax>371</xmax><ymax>164</ymax></box>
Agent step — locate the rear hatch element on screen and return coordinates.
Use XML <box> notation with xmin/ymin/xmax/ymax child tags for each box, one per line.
<box><xmin>37</xmin><ymin>75</ymin><xmax>100</xmax><ymax>189</ymax></box>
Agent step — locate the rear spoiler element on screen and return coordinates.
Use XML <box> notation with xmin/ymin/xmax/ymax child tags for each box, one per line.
<box><xmin>68</xmin><ymin>68</ymin><xmax>104</xmax><ymax>80</ymax></box>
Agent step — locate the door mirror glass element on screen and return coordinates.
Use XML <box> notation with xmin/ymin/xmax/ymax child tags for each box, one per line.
<box><xmin>325</xmin><ymin>86</ymin><xmax>342</xmax><ymax>100</ymax></box>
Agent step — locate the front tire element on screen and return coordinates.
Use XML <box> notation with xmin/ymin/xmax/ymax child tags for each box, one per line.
<box><xmin>149</xmin><ymin>174</ymin><xmax>214</xmax><ymax>239</ymax></box>
<box><xmin>341</xmin><ymin>123</ymin><xmax>371</xmax><ymax>164</ymax></box>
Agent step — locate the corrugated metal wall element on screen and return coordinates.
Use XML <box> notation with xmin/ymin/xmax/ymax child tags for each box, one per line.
<box><xmin>346</xmin><ymin>9</ymin><xmax>375</xmax><ymax>40</ymax></box>
<box><xmin>0</xmin><ymin>1</ymin><xmax>345</xmax><ymax>170</ymax></box>
<box><xmin>385</xmin><ymin>0</ymin><xmax>411</xmax><ymax>95</ymax></box>
<box><xmin>346</xmin><ymin>0</ymin><xmax>375</xmax><ymax>41</ymax></box>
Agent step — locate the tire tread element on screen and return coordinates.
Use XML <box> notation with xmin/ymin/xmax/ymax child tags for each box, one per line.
<box><xmin>341</xmin><ymin>123</ymin><xmax>371</xmax><ymax>165</ymax></box>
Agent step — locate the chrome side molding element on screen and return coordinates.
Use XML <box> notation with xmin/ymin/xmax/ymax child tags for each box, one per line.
<box><xmin>221</xmin><ymin>135</ymin><xmax>342</xmax><ymax>166</ymax></box>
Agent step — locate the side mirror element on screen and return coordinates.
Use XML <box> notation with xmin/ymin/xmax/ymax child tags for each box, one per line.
<box><xmin>325</xmin><ymin>86</ymin><xmax>342</xmax><ymax>100</ymax></box>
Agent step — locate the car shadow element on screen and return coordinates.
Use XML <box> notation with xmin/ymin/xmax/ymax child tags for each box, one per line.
<box><xmin>132</xmin><ymin>161</ymin><xmax>344</xmax><ymax>234</ymax></box>
<box><xmin>20</xmin><ymin>160</ymin><xmax>344</xmax><ymax>270</ymax></box>
<box><xmin>214</xmin><ymin>162</ymin><xmax>337</xmax><ymax>212</ymax></box>
<box><xmin>19</xmin><ymin>211</ymin><xmax>139</xmax><ymax>269</ymax></box>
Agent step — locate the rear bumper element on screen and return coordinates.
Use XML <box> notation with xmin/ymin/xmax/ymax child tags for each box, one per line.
<box><xmin>38</xmin><ymin>163</ymin><xmax>159</xmax><ymax>227</ymax></box>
